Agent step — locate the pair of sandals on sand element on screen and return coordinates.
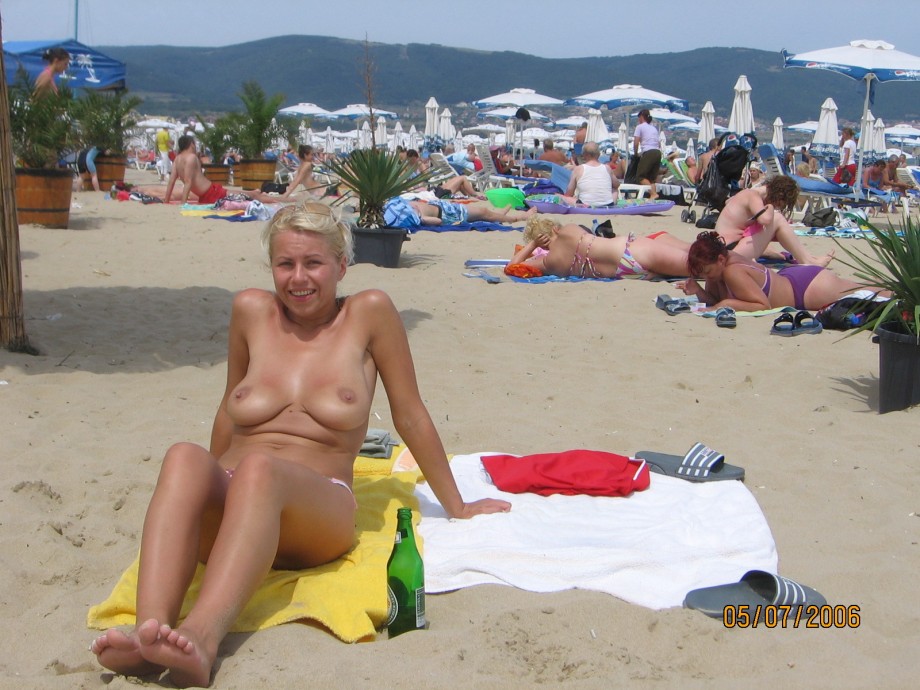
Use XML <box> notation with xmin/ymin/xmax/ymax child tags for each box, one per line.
<box><xmin>655</xmin><ymin>294</ymin><xmax>737</xmax><ymax>328</ymax></box>
<box><xmin>647</xmin><ymin>442</ymin><xmax>826</xmax><ymax>616</ymax></box>
<box><xmin>770</xmin><ymin>310</ymin><xmax>823</xmax><ymax>336</ymax></box>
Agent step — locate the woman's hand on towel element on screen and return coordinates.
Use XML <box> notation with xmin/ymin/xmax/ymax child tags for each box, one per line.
<box><xmin>454</xmin><ymin>497</ymin><xmax>512</xmax><ymax>518</ymax></box>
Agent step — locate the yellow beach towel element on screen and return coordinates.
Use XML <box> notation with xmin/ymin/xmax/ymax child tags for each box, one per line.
<box><xmin>87</xmin><ymin>451</ymin><xmax>421</xmax><ymax>643</ymax></box>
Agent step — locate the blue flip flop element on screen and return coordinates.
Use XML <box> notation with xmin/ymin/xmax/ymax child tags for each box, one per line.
<box><xmin>715</xmin><ymin>307</ymin><xmax>737</xmax><ymax>328</ymax></box>
<box><xmin>770</xmin><ymin>311</ymin><xmax>796</xmax><ymax>336</ymax></box>
<box><xmin>684</xmin><ymin>570</ymin><xmax>827</xmax><ymax>618</ymax></box>
<box><xmin>635</xmin><ymin>443</ymin><xmax>744</xmax><ymax>482</ymax></box>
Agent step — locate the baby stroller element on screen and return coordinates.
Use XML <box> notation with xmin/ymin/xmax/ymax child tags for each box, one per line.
<box><xmin>683</xmin><ymin>132</ymin><xmax>758</xmax><ymax>224</ymax></box>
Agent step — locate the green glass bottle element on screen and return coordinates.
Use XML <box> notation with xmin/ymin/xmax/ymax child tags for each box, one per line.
<box><xmin>385</xmin><ymin>507</ymin><xmax>426</xmax><ymax>638</ymax></box>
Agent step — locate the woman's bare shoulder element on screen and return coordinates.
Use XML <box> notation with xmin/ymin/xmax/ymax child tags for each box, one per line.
<box><xmin>232</xmin><ymin>288</ymin><xmax>276</xmax><ymax>314</ymax></box>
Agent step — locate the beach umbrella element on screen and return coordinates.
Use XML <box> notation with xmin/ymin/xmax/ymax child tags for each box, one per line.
<box><xmin>437</xmin><ymin>108</ymin><xmax>455</xmax><ymax>140</ymax></box>
<box><xmin>324</xmin><ymin>126</ymin><xmax>335</xmax><ymax>155</ymax></box>
<box><xmin>375</xmin><ymin>119</ymin><xmax>388</xmax><ymax>149</ymax></box>
<box><xmin>810</xmin><ymin>97</ymin><xmax>840</xmax><ymax>160</ymax></box>
<box><xmin>635</xmin><ymin>107</ymin><xmax>695</xmax><ymax>123</ymax></box>
<box><xmin>390</xmin><ymin>121</ymin><xmax>403</xmax><ymax>152</ymax></box>
<box><xmin>478</xmin><ymin>107</ymin><xmax>550</xmax><ymax>122</ymax></box>
<box><xmin>787</xmin><ymin>121</ymin><xmax>820</xmax><ymax>133</ymax></box>
<box><xmin>668</xmin><ymin>121</ymin><xmax>701</xmax><ymax>133</ymax></box>
<box><xmin>772</xmin><ymin>117</ymin><xmax>785</xmax><ymax>150</ymax></box>
<box><xmin>727</xmin><ymin>75</ymin><xmax>755</xmax><ymax>136</ymax></box>
<box><xmin>884</xmin><ymin>123</ymin><xmax>920</xmax><ymax>142</ymax></box>
<box><xmin>464</xmin><ymin>123</ymin><xmax>505</xmax><ymax>134</ymax></box>
<box><xmin>585</xmin><ymin>109</ymin><xmax>610</xmax><ymax>144</ymax></box>
<box><xmin>504</xmin><ymin>120</ymin><xmax>516</xmax><ymax>148</ymax></box>
<box><xmin>698</xmin><ymin>101</ymin><xmax>716</xmax><ymax>148</ymax></box>
<box><xmin>659</xmin><ymin>130</ymin><xmax>668</xmax><ymax>151</ymax></box>
<box><xmin>136</xmin><ymin>117</ymin><xmax>176</xmax><ymax>129</ymax></box>
<box><xmin>617</xmin><ymin>122</ymin><xmax>629</xmax><ymax>154</ymax></box>
<box><xmin>358</xmin><ymin>121</ymin><xmax>372</xmax><ymax>149</ymax></box>
<box><xmin>278</xmin><ymin>102</ymin><xmax>334</xmax><ymax>119</ymax></box>
<box><xmin>685</xmin><ymin>137</ymin><xmax>696</xmax><ymax>160</ymax></box>
<box><xmin>565</xmin><ymin>84</ymin><xmax>688</xmax><ymax>112</ymax></box>
<box><xmin>408</xmin><ymin>124</ymin><xmax>421</xmax><ymax>151</ymax></box>
<box><xmin>330</xmin><ymin>104</ymin><xmax>397</xmax><ymax>120</ymax></box>
<box><xmin>871</xmin><ymin>117</ymin><xmax>888</xmax><ymax>161</ymax></box>
<box><xmin>783</xmin><ymin>39</ymin><xmax>920</xmax><ymax>198</ymax></box>
<box><xmin>424</xmin><ymin>97</ymin><xmax>439</xmax><ymax>137</ymax></box>
<box><xmin>860</xmin><ymin>110</ymin><xmax>876</xmax><ymax>161</ymax></box>
<box><xmin>554</xmin><ymin>115</ymin><xmax>588</xmax><ymax>128</ymax></box>
<box><xmin>472</xmin><ymin>87</ymin><xmax>563</xmax><ymax>108</ymax></box>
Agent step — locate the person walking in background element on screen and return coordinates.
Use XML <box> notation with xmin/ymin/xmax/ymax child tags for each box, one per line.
<box><xmin>834</xmin><ymin>128</ymin><xmax>857</xmax><ymax>185</ymax></box>
<box><xmin>633</xmin><ymin>109</ymin><xmax>662</xmax><ymax>200</ymax></box>
<box><xmin>156</xmin><ymin>126</ymin><xmax>174</xmax><ymax>182</ymax></box>
<box><xmin>33</xmin><ymin>47</ymin><xmax>70</xmax><ymax>98</ymax></box>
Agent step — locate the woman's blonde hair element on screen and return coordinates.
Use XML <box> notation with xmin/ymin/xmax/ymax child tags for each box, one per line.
<box><xmin>523</xmin><ymin>216</ymin><xmax>559</xmax><ymax>243</ymax></box>
<box><xmin>261</xmin><ymin>202</ymin><xmax>354</xmax><ymax>264</ymax></box>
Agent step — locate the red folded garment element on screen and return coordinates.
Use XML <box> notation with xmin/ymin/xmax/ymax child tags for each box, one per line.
<box><xmin>481</xmin><ymin>449</ymin><xmax>651</xmax><ymax>497</ymax></box>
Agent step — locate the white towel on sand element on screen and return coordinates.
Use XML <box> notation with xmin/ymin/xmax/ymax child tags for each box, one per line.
<box><xmin>416</xmin><ymin>453</ymin><xmax>777</xmax><ymax>610</ymax></box>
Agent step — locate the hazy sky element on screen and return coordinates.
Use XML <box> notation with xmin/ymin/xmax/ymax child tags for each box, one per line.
<box><xmin>2</xmin><ymin>0</ymin><xmax>918</xmax><ymax>59</ymax></box>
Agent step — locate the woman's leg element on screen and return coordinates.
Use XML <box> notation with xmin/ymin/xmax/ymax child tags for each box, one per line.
<box><xmin>92</xmin><ymin>442</ymin><xmax>229</xmax><ymax>677</ymax></box>
<box><xmin>136</xmin><ymin>452</ymin><xmax>356</xmax><ymax>688</ymax></box>
<box><xmin>733</xmin><ymin>214</ymin><xmax>834</xmax><ymax>267</ymax></box>
<box><xmin>802</xmin><ymin>269</ymin><xmax>881</xmax><ymax>311</ymax></box>
<box><xmin>631</xmin><ymin>237</ymin><xmax>691</xmax><ymax>278</ymax></box>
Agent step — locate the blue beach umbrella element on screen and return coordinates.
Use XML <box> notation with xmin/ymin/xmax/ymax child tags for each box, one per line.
<box><xmin>783</xmin><ymin>39</ymin><xmax>920</xmax><ymax>198</ymax></box>
<box><xmin>564</xmin><ymin>84</ymin><xmax>689</xmax><ymax>112</ymax></box>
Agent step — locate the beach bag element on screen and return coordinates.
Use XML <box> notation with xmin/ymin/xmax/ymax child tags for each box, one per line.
<box><xmin>802</xmin><ymin>207</ymin><xmax>837</xmax><ymax>228</ymax></box>
<box><xmin>697</xmin><ymin>158</ymin><xmax>728</xmax><ymax>209</ymax></box>
<box><xmin>625</xmin><ymin>154</ymin><xmax>640</xmax><ymax>184</ymax></box>
<box><xmin>260</xmin><ymin>181</ymin><xmax>288</xmax><ymax>194</ymax></box>
<box><xmin>695</xmin><ymin>212</ymin><xmax>718</xmax><ymax>229</ymax></box>
<box><xmin>815</xmin><ymin>296</ymin><xmax>881</xmax><ymax>330</ymax></box>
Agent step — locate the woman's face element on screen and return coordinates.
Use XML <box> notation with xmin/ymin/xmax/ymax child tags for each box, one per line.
<box><xmin>696</xmin><ymin>254</ymin><xmax>726</xmax><ymax>281</ymax></box>
<box><xmin>270</xmin><ymin>230</ymin><xmax>345</xmax><ymax>319</ymax></box>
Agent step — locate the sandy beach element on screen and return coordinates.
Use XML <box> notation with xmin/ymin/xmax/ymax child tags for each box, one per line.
<box><xmin>2</xmin><ymin>169</ymin><xmax>918</xmax><ymax>689</ymax></box>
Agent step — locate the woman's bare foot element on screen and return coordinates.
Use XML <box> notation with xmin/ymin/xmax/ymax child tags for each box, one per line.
<box><xmin>805</xmin><ymin>249</ymin><xmax>835</xmax><ymax>267</ymax></box>
<box><xmin>91</xmin><ymin>627</ymin><xmax>163</xmax><ymax>677</ymax></box>
<box><xmin>137</xmin><ymin>618</ymin><xmax>213</xmax><ymax>688</ymax></box>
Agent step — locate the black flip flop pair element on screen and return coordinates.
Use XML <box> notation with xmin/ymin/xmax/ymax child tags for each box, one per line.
<box><xmin>770</xmin><ymin>310</ymin><xmax>823</xmax><ymax>336</ymax></box>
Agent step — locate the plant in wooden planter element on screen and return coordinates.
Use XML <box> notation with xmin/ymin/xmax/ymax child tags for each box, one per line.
<box><xmin>8</xmin><ymin>69</ymin><xmax>76</xmax><ymax>227</ymax></box>
<box><xmin>71</xmin><ymin>89</ymin><xmax>142</xmax><ymax>189</ymax></box>
<box><xmin>195</xmin><ymin>115</ymin><xmax>236</xmax><ymax>185</ymax></box>
<box><xmin>226</xmin><ymin>81</ymin><xmax>287</xmax><ymax>190</ymax></box>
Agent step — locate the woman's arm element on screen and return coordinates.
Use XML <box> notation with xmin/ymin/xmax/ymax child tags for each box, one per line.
<box><xmin>364</xmin><ymin>291</ymin><xmax>510</xmax><ymax>518</ymax></box>
<box><xmin>715</xmin><ymin>265</ymin><xmax>772</xmax><ymax>311</ymax></box>
<box><xmin>510</xmin><ymin>238</ymin><xmax>544</xmax><ymax>265</ymax></box>
<box><xmin>209</xmin><ymin>290</ymin><xmax>256</xmax><ymax>457</ymax></box>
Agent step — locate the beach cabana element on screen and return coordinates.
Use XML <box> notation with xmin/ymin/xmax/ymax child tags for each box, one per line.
<box><xmin>3</xmin><ymin>39</ymin><xmax>126</xmax><ymax>90</ymax></box>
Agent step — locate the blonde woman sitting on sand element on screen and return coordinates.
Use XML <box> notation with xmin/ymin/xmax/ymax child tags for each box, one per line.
<box><xmin>510</xmin><ymin>217</ymin><xmax>691</xmax><ymax>279</ymax></box>
<box><xmin>90</xmin><ymin>203</ymin><xmax>510</xmax><ymax>688</ymax></box>
<box><xmin>679</xmin><ymin>231</ymin><xmax>878</xmax><ymax>312</ymax></box>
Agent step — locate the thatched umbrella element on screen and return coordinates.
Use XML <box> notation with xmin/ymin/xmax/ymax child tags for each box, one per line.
<box><xmin>0</xmin><ymin>16</ymin><xmax>32</xmax><ymax>353</ymax></box>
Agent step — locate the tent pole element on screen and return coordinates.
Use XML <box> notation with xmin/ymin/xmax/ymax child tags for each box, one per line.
<box><xmin>74</xmin><ymin>0</ymin><xmax>79</xmax><ymax>41</ymax></box>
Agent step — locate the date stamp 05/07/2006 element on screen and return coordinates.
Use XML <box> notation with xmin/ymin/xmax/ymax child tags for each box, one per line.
<box><xmin>722</xmin><ymin>604</ymin><xmax>861</xmax><ymax>629</ymax></box>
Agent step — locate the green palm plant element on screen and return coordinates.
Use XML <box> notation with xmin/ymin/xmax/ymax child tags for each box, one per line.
<box><xmin>834</xmin><ymin>217</ymin><xmax>920</xmax><ymax>339</ymax></box>
<box><xmin>231</xmin><ymin>81</ymin><xmax>286</xmax><ymax>159</ymax></box>
<box><xmin>71</xmin><ymin>89</ymin><xmax>142</xmax><ymax>154</ymax></box>
<box><xmin>326</xmin><ymin>150</ymin><xmax>434</xmax><ymax>228</ymax></box>
<box><xmin>8</xmin><ymin>69</ymin><xmax>74</xmax><ymax>168</ymax></box>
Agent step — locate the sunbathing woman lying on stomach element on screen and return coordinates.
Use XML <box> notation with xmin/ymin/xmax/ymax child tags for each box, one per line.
<box><xmin>511</xmin><ymin>217</ymin><xmax>691</xmax><ymax>279</ymax></box>
<box><xmin>678</xmin><ymin>231</ymin><xmax>883</xmax><ymax>312</ymax></box>
<box><xmin>90</xmin><ymin>203</ymin><xmax>510</xmax><ymax>688</ymax></box>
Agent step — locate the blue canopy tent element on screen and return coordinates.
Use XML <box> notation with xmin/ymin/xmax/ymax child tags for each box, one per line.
<box><xmin>3</xmin><ymin>39</ymin><xmax>126</xmax><ymax>90</ymax></box>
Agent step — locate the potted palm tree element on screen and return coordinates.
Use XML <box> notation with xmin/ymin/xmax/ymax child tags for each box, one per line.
<box><xmin>326</xmin><ymin>149</ymin><xmax>434</xmax><ymax>267</ymax></box>
<box><xmin>195</xmin><ymin>115</ymin><xmax>235</xmax><ymax>185</ymax></box>
<box><xmin>835</xmin><ymin>218</ymin><xmax>920</xmax><ymax>413</ymax></box>
<box><xmin>71</xmin><ymin>89</ymin><xmax>142</xmax><ymax>190</ymax></box>
<box><xmin>8</xmin><ymin>69</ymin><xmax>75</xmax><ymax>228</ymax></box>
<box><xmin>227</xmin><ymin>81</ymin><xmax>286</xmax><ymax>191</ymax></box>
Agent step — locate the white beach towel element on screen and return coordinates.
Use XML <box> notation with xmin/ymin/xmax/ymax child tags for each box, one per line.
<box><xmin>416</xmin><ymin>453</ymin><xmax>777</xmax><ymax>610</ymax></box>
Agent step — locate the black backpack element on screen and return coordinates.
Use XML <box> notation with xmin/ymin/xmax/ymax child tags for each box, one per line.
<box><xmin>697</xmin><ymin>157</ymin><xmax>728</xmax><ymax>210</ymax></box>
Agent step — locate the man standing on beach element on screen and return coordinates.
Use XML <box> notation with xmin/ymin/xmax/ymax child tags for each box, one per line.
<box><xmin>156</xmin><ymin>126</ymin><xmax>173</xmax><ymax>182</ymax></box>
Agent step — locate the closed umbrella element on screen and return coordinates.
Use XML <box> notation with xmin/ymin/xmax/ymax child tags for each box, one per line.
<box><xmin>617</xmin><ymin>122</ymin><xmax>629</xmax><ymax>154</ymax></box>
<box><xmin>408</xmin><ymin>124</ymin><xmax>421</xmax><ymax>151</ymax></box>
<box><xmin>298</xmin><ymin>121</ymin><xmax>308</xmax><ymax>144</ymax></box>
<box><xmin>783</xmin><ymin>39</ymin><xmax>920</xmax><ymax>198</ymax></box>
<box><xmin>390</xmin><ymin>121</ymin><xmax>403</xmax><ymax>152</ymax></box>
<box><xmin>375</xmin><ymin>119</ymin><xmax>388</xmax><ymax>149</ymax></box>
<box><xmin>359</xmin><ymin>121</ymin><xmax>372</xmax><ymax>150</ymax></box>
<box><xmin>585</xmin><ymin>109</ymin><xmax>610</xmax><ymax>144</ymax></box>
<box><xmin>872</xmin><ymin>117</ymin><xmax>888</xmax><ymax>161</ymax></box>
<box><xmin>437</xmin><ymin>108</ymin><xmax>455</xmax><ymax>140</ymax></box>
<box><xmin>698</xmin><ymin>101</ymin><xmax>716</xmax><ymax>151</ymax></box>
<box><xmin>685</xmin><ymin>137</ymin><xmax>696</xmax><ymax>161</ymax></box>
<box><xmin>810</xmin><ymin>97</ymin><xmax>840</xmax><ymax>161</ymax></box>
<box><xmin>565</xmin><ymin>84</ymin><xmax>688</xmax><ymax>112</ymax></box>
<box><xmin>861</xmin><ymin>110</ymin><xmax>876</xmax><ymax>161</ymax></box>
<box><xmin>772</xmin><ymin>117</ymin><xmax>785</xmax><ymax>150</ymax></box>
<box><xmin>727</xmin><ymin>75</ymin><xmax>755</xmax><ymax>136</ymax></box>
<box><xmin>324</xmin><ymin>126</ymin><xmax>335</xmax><ymax>156</ymax></box>
<box><xmin>424</xmin><ymin>97</ymin><xmax>439</xmax><ymax>137</ymax></box>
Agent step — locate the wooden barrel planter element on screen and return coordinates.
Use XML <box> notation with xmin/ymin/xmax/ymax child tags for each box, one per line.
<box><xmin>235</xmin><ymin>158</ymin><xmax>276</xmax><ymax>190</ymax></box>
<box><xmin>95</xmin><ymin>154</ymin><xmax>127</xmax><ymax>190</ymax></box>
<box><xmin>202</xmin><ymin>163</ymin><xmax>231</xmax><ymax>186</ymax></box>
<box><xmin>15</xmin><ymin>168</ymin><xmax>74</xmax><ymax>228</ymax></box>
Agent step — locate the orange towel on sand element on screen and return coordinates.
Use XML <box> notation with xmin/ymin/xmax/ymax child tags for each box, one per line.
<box><xmin>481</xmin><ymin>450</ymin><xmax>650</xmax><ymax>497</ymax></box>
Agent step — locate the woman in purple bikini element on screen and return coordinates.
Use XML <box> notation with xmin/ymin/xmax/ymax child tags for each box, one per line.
<box><xmin>679</xmin><ymin>231</ymin><xmax>881</xmax><ymax>312</ymax></box>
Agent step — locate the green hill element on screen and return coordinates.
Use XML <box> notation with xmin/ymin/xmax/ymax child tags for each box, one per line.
<box><xmin>102</xmin><ymin>36</ymin><xmax>920</xmax><ymax>127</ymax></box>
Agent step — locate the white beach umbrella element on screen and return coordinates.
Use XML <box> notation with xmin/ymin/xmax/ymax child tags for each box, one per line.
<box><xmin>464</xmin><ymin>123</ymin><xmax>505</xmax><ymax>134</ymax></box>
<box><xmin>437</xmin><ymin>108</ymin><xmax>455</xmax><ymax>140</ymax></box>
<box><xmin>884</xmin><ymin>123</ymin><xmax>920</xmax><ymax>139</ymax></box>
<box><xmin>639</xmin><ymin>107</ymin><xmax>695</xmax><ymax>123</ymax></box>
<box><xmin>728</xmin><ymin>75</ymin><xmax>755</xmax><ymax>136</ymax></box>
<box><xmin>478</xmin><ymin>107</ymin><xmax>550</xmax><ymax>122</ymax></box>
<box><xmin>554</xmin><ymin>115</ymin><xmax>588</xmax><ymax>128</ymax></box>
<box><xmin>375</xmin><ymin>118</ymin><xmax>388</xmax><ymax>148</ymax></box>
<box><xmin>278</xmin><ymin>102</ymin><xmax>334</xmax><ymax>118</ymax></box>
<box><xmin>861</xmin><ymin>110</ymin><xmax>876</xmax><ymax>160</ymax></box>
<box><xmin>772</xmin><ymin>117</ymin><xmax>785</xmax><ymax>150</ymax></box>
<box><xmin>359</xmin><ymin>121</ymin><xmax>372</xmax><ymax>150</ymax></box>
<box><xmin>390</xmin><ymin>121</ymin><xmax>404</xmax><ymax>152</ymax></box>
<box><xmin>871</xmin><ymin>117</ymin><xmax>888</xmax><ymax>160</ymax></box>
<box><xmin>659</xmin><ymin>130</ymin><xmax>667</xmax><ymax>151</ymax></box>
<box><xmin>324</xmin><ymin>126</ymin><xmax>335</xmax><ymax>155</ymax></box>
<box><xmin>810</xmin><ymin>97</ymin><xmax>840</xmax><ymax>160</ymax></box>
<box><xmin>783</xmin><ymin>39</ymin><xmax>920</xmax><ymax>198</ymax></box>
<box><xmin>618</xmin><ymin>122</ymin><xmax>629</xmax><ymax>154</ymax></box>
<box><xmin>685</xmin><ymin>137</ymin><xmax>696</xmax><ymax>160</ymax></box>
<box><xmin>698</xmin><ymin>101</ymin><xmax>716</xmax><ymax>148</ymax></box>
<box><xmin>472</xmin><ymin>87</ymin><xmax>563</xmax><ymax>108</ymax></box>
<box><xmin>330</xmin><ymin>104</ymin><xmax>397</xmax><ymax>120</ymax></box>
<box><xmin>787</xmin><ymin>121</ymin><xmax>820</xmax><ymax>133</ymax></box>
<box><xmin>424</xmin><ymin>97</ymin><xmax>439</xmax><ymax>137</ymax></box>
<box><xmin>668</xmin><ymin>121</ymin><xmax>700</xmax><ymax>132</ymax></box>
<box><xmin>585</xmin><ymin>109</ymin><xmax>610</xmax><ymax>144</ymax></box>
<box><xmin>408</xmin><ymin>124</ymin><xmax>421</xmax><ymax>151</ymax></box>
<box><xmin>565</xmin><ymin>84</ymin><xmax>688</xmax><ymax>112</ymax></box>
